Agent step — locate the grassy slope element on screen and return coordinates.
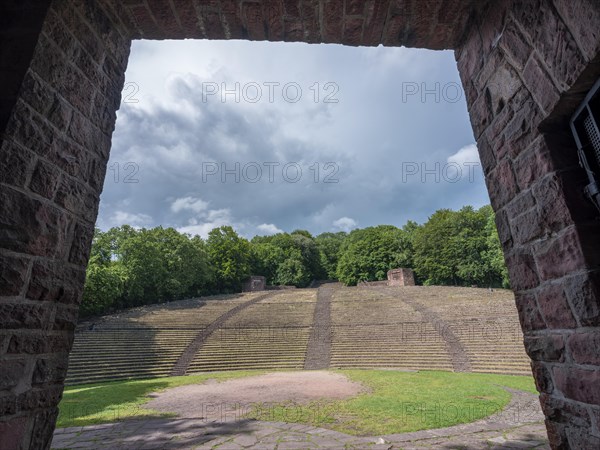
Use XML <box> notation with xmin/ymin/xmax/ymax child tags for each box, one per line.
<box><xmin>57</xmin><ymin>370</ymin><xmax>537</xmax><ymax>435</ymax></box>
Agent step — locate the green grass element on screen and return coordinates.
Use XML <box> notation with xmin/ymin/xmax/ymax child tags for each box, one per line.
<box><xmin>247</xmin><ymin>370</ymin><xmax>537</xmax><ymax>435</ymax></box>
<box><xmin>57</xmin><ymin>370</ymin><xmax>266</xmax><ymax>428</ymax></box>
<box><xmin>57</xmin><ymin>370</ymin><xmax>537</xmax><ymax>435</ymax></box>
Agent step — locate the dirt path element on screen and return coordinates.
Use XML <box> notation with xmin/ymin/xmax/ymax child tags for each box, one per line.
<box><xmin>144</xmin><ymin>371</ymin><xmax>365</xmax><ymax>421</ymax></box>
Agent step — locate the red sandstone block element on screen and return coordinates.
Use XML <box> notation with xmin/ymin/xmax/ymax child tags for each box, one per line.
<box><xmin>0</xmin><ymin>394</ymin><xmax>17</xmax><ymax>416</ymax></box>
<box><xmin>0</xmin><ymin>303</ymin><xmax>53</xmax><ymax>330</ymax></box>
<box><xmin>540</xmin><ymin>393</ymin><xmax>593</xmax><ymax>428</ymax></box>
<box><xmin>568</xmin><ymin>331</ymin><xmax>600</xmax><ymax>366</ymax></box>
<box><xmin>91</xmin><ymin>91</ymin><xmax>119</xmax><ymax>135</ymax></box>
<box><xmin>494</xmin><ymin>207</ymin><xmax>512</xmax><ymax>247</ymax></box>
<box><xmin>523</xmin><ymin>310</ymin><xmax>547</xmax><ymax>340</ymax></box>
<box><xmin>129</xmin><ymin>4</ymin><xmax>162</xmax><ymax>38</ymax></box>
<box><xmin>362</xmin><ymin>0</ymin><xmax>389</xmax><ymax>46</ymax></box>
<box><xmin>242</xmin><ymin>2</ymin><xmax>266</xmax><ymax>40</ymax></box>
<box><xmin>54</xmin><ymin>176</ymin><xmax>99</xmax><ymax>224</ymax></box>
<box><xmin>32</xmin><ymin>356</ymin><xmax>69</xmax><ymax>385</ymax></box>
<box><xmin>146</xmin><ymin>0</ymin><xmax>184</xmax><ymax>37</ymax></box>
<box><xmin>283</xmin><ymin>18</ymin><xmax>304</xmax><ymax>41</ymax></box>
<box><xmin>522</xmin><ymin>56</ymin><xmax>560</xmax><ymax>114</ymax></box>
<box><xmin>83</xmin><ymin>153</ymin><xmax>108</xmax><ymax>193</ymax></box>
<box><xmin>516</xmin><ymin>0</ymin><xmax>587</xmax><ymax>91</ymax></box>
<box><xmin>0</xmin><ymin>140</ymin><xmax>34</xmax><ymax>189</ymax></box>
<box><xmin>300</xmin><ymin>0</ymin><xmax>320</xmax><ymax>43</ymax></box>
<box><xmin>202</xmin><ymin>11</ymin><xmax>226</xmax><ymax>39</ymax></box>
<box><xmin>28</xmin><ymin>159</ymin><xmax>61</xmax><ymax>200</ymax></box>
<box><xmin>16</xmin><ymin>385</ymin><xmax>63</xmax><ymax>411</ymax></box>
<box><xmin>322</xmin><ymin>0</ymin><xmax>344</xmax><ymax>43</ymax></box>
<box><xmin>503</xmin><ymin>100</ymin><xmax>543</xmax><ymax>160</ymax></box>
<box><xmin>564</xmin><ymin>271</ymin><xmax>600</xmax><ymax>327</ymax></box>
<box><xmin>506</xmin><ymin>251</ymin><xmax>540</xmax><ymax>292</ymax></box>
<box><xmin>170</xmin><ymin>1</ymin><xmax>202</xmax><ymax>38</ymax></box>
<box><xmin>524</xmin><ymin>334</ymin><xmax>565</xmax><ymax>361</ymax></box>
<box><xmin>0</xmin><ymin>416</ymin><xmax>27</xmax><ymax>450</ymax></box>
<box><xmin>68</xmin><ymin>221</ymin><xmax>95</xmax><ymax>267</ymax></box>
<box><xmin>0</xmin><ymin>253</ymin><xmax>29</xmax><ymax>297</ymax></box>
<box><xmin>531</xmin><ymin>361</ymin><xmax>553</xmax><ymax>393</ymax></box>
<box><xmin>221</xmin><ymin>0</ymin><xmax>247</xmax><ymax>39</ymax></box>
<box><xmin>498</xmin><ymin>20</ymin><xmax>533</xmax><ymax>70</ymax></box>
<box><xmin>536</xmin><ymin>283</ymin><xmax>577</xmax><ymax>329</ymax></box>
<box><xmin>533</xmin><ymin>227</ymin><xmax>587</xmax><ymax>281</ymax></box>
<box><xmin>343</xmin><ymin>17</ymin><xmax>363</xmax><ymax>46</ymax></box>
<box><xmin>553</xmin><ymin>0</ymin><xmax>600</xmax><ymax>61</ymax></box>
<box><xmin>7</xmin><ymin>332</ymin><xmax>71</xmax><ymax>355</ymax></box>
<box><xmin>26</xmin><ymin>260</ymin><xmax>85</xmax><ymax>305</ymax></box>
<box><xmin>4</xmin><ymin>100</ymin><xmax>54</xmax><ymax>154</ymax></box>
<box><xmin>381</xmin><ymin>0</ymin><xmax>409</xmax><ymax>47</ymax></box>
<box><xmin>52</xmin><ymin>304</ymin><xmax>79</xmax><ymax>332</ymax></box>
<box><xmin>505</xmin><ymin>190</ymin><xmax>536</xmax><ymax>221</ymax></box>
<box><xmin>68</xmin><ymin>111</ymin><xmax>112</xmax><ymax>160</ymax></box>
<box><xmin>455</xmin><ymin>26</ymin><xmax>483</xmax><ymax>99</ymax></box>
<box><xmin>0</xmin><ymin>359</ymin><xmax>26</xmax><ymax>390</ymax></box>
<box><xmin>513</xmin><ymin>137</ymin><xmax>555</xmax><ymax>191</ymax></box>
<box><xmin>263</xmin><ymin>0</ymin><xmax>284</xmax><ymax>40</ymax></box>
<box><xmin>345</xmin><ymin>0</ymin><xmax>364</xmax><ymax>16</ymax></box>
<box><xmin>283</xmin><ymin>0</ymin><xmax>301</xmax><ymax>18</ymax></box>
<box><xmin>544</xmin><ymin>419</ymin><xmax>568</xmax><ymax>449</ymax></box>
<box><xmin>553</xmin><ymin>366</ymin><xmax>600</xmax><ymax>405</ymax></box>
<box><xmin>476</xmin><ymin>134</ymin><xmax>496</xmax><ymax>175</ymax></box>
<box><xmin>486</xmin><ymin>158</ymin><xmax>519</xmax><ymax>210</ymax></box>
<box><xmin>532</xmin><ymin>173</ymin><xmax>573</xmax><ymax>233</ymax></box>
<box><xmin>0</xmin><ymin>187</ymin><xmax>71</xmax><ymax>258</ymax></box>
<box><xmin>510</xmin><ymin>207</ymin><xmax>543</xmax><ymax>246</ymax></box>
<box><xmin>467</xmin><ymin>90</ymin><xmax>492</xmax><ymax>140</ymax></box>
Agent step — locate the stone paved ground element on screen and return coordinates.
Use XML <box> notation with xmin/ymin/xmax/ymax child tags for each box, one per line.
<box><xmin>52</xmin><ymin>389</ymin><xmax>549</xmax><ymax>449</ymax></box>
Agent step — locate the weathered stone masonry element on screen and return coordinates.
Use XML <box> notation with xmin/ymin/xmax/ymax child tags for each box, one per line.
<box><xmin>0</xmin><ymin>1</ymin><xmax>598</xmax><ymax>448</ymax></box>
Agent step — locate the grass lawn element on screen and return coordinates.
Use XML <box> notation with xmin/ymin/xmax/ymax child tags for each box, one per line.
<box><xmin>57</xmin><ymin>370</ymin><xmax>266</xmax><ymax>428</ymax></box>
<box><xmin>57</xmin><ymin>370</ymin><xmax>537</xmax><ymax>435</ymax></box>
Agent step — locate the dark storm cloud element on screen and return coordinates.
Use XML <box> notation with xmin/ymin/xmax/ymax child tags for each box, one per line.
<box><xmin>97</xmin><ymin>40</ymin><xmax>487</xmax><ymax>237</ymax></box>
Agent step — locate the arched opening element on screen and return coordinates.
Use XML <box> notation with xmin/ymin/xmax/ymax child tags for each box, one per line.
<box><xmin>1</xmin><ymin>1</ymin><xmax>599</xmax><ymax>448</ymax></box>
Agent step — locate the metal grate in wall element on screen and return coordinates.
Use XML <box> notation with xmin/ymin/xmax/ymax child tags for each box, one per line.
<box><xmin>571</xmin><ymin>78</ymin><xmax>600</xmax><ymax>211</ymax></box>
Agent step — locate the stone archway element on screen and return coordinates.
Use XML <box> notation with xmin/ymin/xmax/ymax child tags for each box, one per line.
<box><xmin>1</xmin><ymin>1</ymin><xmax>599</xmax><ymax>448</ymax></box>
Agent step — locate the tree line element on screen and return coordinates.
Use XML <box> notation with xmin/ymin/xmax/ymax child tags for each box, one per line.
<box><xmin>82</xmin><ymin>205</ymin><xmax>509</xmax><ymax>316</ymax></box>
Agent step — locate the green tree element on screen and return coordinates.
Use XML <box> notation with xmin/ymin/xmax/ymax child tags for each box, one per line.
<box><xmin>274</xmin><ymin>253</ymin><xmax>311</xmax><ymax>287</ymax></box>
<box><xmin>81</xmin><ymin>256</ymin><xmax>125</xmax><ymax>316</ymax></box>
<box><xmin>336</xmin><ymin>225</ymin><xmax>412</xmax><ymax>285</ymax></box>
<box><xmin>206</xmin><ymin>226</ymin><xmax>252</xmax><ymax>292</ymax></box>
<box><xmin>315</xmin><ymin>232</ymin><xmax>347</xmax><ymax>280</ymax></box>
<box><xmin>413</xmin><ymin>206</ymin><xmax>507</xmax><ymax>287</ymax></box>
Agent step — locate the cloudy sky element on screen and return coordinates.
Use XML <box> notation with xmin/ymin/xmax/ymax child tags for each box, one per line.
<box><xmin>96</xmin><ymin>39</ymin><xmax>489</xmax><ymax>238</ymax></box>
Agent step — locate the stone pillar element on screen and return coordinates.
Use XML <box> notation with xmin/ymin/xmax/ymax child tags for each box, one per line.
<box><xmin>387</xmin><ymin>268</ymin><xmax>416</xmax><ymax>286</ymax></box>
<box><xmin>456</xmin><ymin>1</ymin><xmax>600</xmax><ymax>446</ymax></box>
<box><xmin>0</xmin><ymin>1</ymin><xmax>130</xmax><ymax>448</ymax></box>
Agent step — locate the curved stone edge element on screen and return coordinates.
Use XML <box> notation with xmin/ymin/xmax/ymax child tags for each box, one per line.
<box><xmin>170</xmin><ymin>292</ymin><xmax>276</xmax><ymax>376</ymax></box>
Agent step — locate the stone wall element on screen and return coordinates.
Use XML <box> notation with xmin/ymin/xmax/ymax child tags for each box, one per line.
<box><xmin>242</xmin><ymin>276</ymin><xmax>266</xmax><ymax>292</ymax></box>
<box><xmin>387</xmin><ymin>268</ymin><xmax>416</xmax><ymax>286</ymax></box>
<box><xmin>0</xmin><ymin>0</ymin><xmax>599</xmax><ymax>448</ymax></box>
<box><xmin>0</xmin><ymin>1</ymin><xmax>130</xmax><ymax>448</ymax></box>
<box><xmin>456</xmin><ymin>1</ymin><xmax>600</xmax><ymax>447</ymax></box>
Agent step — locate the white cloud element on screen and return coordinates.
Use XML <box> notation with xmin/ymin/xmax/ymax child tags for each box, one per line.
<box><xmin>447</xmin><ymin>144</ymin><xmax>480</xmax><ymax>166</ymax></box>
<box><xmin>109</xmin><ymin>211</ymin><xmax>153</xmax><ymax>228</ymax></box>
<box><xmin>257</xmin><ymin>223</ymin><xmax>283</xmax><ymax>235</ymax></box>
<box><xmin>171</xmin><ymin>196</ymin><xmax>209</xmax><ymax>214</ymax></box>
<box><xmin>176</xmin><ymin>208</ymin><xmax>234</xmax><ymax>239</ymax></box>
<box><xmin>333</xmin><ymin>217</ymin><xmax>357</xmax><ymax>232</ymax></box>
